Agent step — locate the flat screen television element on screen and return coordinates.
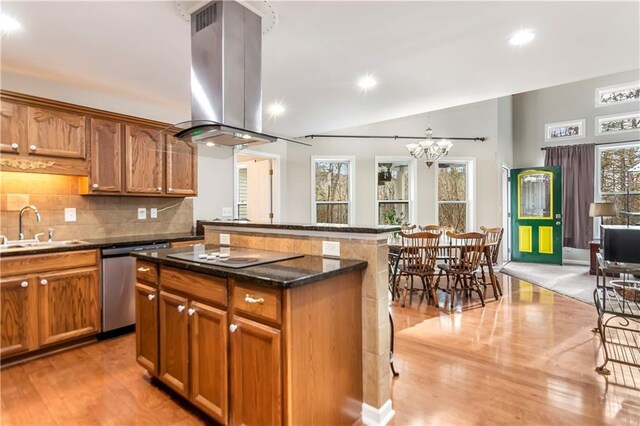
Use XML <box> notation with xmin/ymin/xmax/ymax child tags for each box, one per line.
<box><xmin>600</xmin><ymin>225</ymin><xmax>640</xmax><ymax>264</ymax></box>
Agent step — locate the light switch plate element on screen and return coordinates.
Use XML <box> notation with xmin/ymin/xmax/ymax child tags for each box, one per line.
<box><xmin>137</xmin><ymin>208</ymin><xmax>147</xmax><ymax>220</ymax></box>
<box><xmin>150</xmin><ymin>208</ymin><xmax>158</xmax><ymax>219</ymax></box>
<box><xmin>322</xmin><ymin>241</ymin><xmax>340</xmax><ymax>257</ymax></box>
<box><xmin>64</xmin><ymin>208</ymin><xmax>77</xmax><ymax>222</ymax></box>
<box><xmin>222</xmin><ymin>207</ymin><xmax>233</xmax><ymax>217</ymax></box>
<box><xmin>220</xmin><ymin>233</ymin><xmax>231</xmax><ymax>246</ymax></box>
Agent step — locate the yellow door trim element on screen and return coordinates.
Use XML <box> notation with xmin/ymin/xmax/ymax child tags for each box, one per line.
<box><xmin>518</xmin><ymin>226</ymin><xmax>532</xmax><ymax>253</ymax></box>
<box><xmin>539</xmin><ymin>226</ymin><xmax>554</xmax><ymax>254</ymax></box>
<box><xmin>517</xmin><ymin>170</ymin><xmax>554</xmax><ymax>220</ymax></box>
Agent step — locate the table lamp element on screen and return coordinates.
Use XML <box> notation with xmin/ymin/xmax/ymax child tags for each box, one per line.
<box><xmin>589</xmin><ymin>202</ymin><xmax>618</xmax><ymax>225</ymax></box>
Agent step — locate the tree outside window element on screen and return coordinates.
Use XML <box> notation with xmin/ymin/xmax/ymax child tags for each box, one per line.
<box><xmin>438</xmin><ymin>162</ymin><xmax>467</xmax><ymax>232</ymax></box>
<box><xmin>377</xmin><ymin>161</ymin><xmax>410</xmax><ymax>225</ymax></box>
<box><xmin>599</xmin><ymin>144</ymin><xmax>640</xmax><ymax>225</ymax></box>
<box><xmin>314</xmin><ymin>160</ymin><xmax>351</xmax><ymax>224</ymax></box>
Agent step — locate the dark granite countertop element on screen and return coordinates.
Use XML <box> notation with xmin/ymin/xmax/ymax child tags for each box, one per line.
<box><xmin>200</xmin><ymin>220</ymin><xmax>400</xmax><ymax>234</ymax></box>
<box><xmin>0</xmin><ymin>233</ymin><xmax>203</xmax><ymax>257</ymax></box>
<box><xmin>131</xmin><ymin>245</ymin><xmax>367</xmax><ymax>289</ymax></box>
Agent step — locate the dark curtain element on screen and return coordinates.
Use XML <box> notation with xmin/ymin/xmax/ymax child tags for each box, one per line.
<box><xmin>544</xmin><ymin>144</ymin><xmax>595</xmax><ymax>249</ymax></box>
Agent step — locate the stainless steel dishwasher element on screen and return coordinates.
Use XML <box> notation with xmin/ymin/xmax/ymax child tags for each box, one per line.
<box><xmin>101</xmin><ymin>242</ymin><xmax>169</xmax><ymax>336</ymax></box>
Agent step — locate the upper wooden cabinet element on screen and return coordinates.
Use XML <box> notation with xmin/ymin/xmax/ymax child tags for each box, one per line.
<box><xmin>27</xmin><ymin>106</ymin><xmax>87</xmax><ymax>159</ymax></box>
<box><xmin>166</xmin><ymin>136</ymin><xmax>198</xmax><ymax>196</ymax></box>
<box><xmin>0</xmin><ymin>101</ymin><xmax>27</xmax><ymax>154</ymax></box>
<box><xmin>124</xmin><ymin>124</ymin><xmax>165</xmax><ymax>195</ymax></box>
<box><xmin>87</xmin><ymin>118</ymin><xmax>122</xmax><ymax>193</ymax></box>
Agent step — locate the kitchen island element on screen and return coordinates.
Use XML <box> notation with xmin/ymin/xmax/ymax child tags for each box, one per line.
<box><xmin>132</xmin><ymin>244</ymin><xmax>367</xmax><ymax>425</ymax></box>
<box><xmin>199</xmin><ymin>221</ymin><xmax>399</xmax><ymax>425</ymax></box>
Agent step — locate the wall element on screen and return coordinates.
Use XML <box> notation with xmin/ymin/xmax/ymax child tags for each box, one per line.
<box><xmin>285</xmin><ymin>98</ymin><xmax>512</xmax><ymax>230</ymax></box>
<box><xmin>0</xmin><ymin>172</ymin><xmax>193</xmax><ymax>241</ymax></box>
<box><xmin>513</xmin><ymin>68</ymin><xmax>640</xmax><ymax>263</ymax></box>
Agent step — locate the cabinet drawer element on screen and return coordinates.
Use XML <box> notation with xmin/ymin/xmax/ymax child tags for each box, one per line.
<box><xmin>160</xmin><ymin>267</ymin><xmax>227</xmax><ymax>308</ymax></box>
<box><xmin>136</xmin><ymin>261</ymin><xmax>158</xmax><ymax>285</ymax></box>
<box><xmin>0</xmin><ymin>250</ymin><xmax>98</xmax><ymax>277</ymax></box>
<box><xmin>232</xmin><ymin>282</ymin><xmax>281</xmax><ymax>326</ymax></box>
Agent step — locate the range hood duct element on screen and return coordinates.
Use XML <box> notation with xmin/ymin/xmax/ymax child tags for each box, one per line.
<box><xmin>165</xmin><ymin>1</ymin><xmax>277</xmax><ymax>148</ymax></box>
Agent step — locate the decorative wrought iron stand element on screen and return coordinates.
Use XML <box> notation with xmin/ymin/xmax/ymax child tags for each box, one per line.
<box><xmin>593</xmin><ymin>253</ymin><xmax>640</xmax><ymax>375</ymax></box>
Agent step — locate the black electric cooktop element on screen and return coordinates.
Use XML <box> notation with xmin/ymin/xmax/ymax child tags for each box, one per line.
<box><xmin>167</xmin><ymin>247</ymin><xmax>304</xmax><ymax>269</ymax></box>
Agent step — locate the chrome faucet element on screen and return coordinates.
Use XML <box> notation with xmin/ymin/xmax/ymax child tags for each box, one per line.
<box><xmin>18</xmin><ymin>205</ymin><xmax>42</xmax><ymax>240</ymax></box>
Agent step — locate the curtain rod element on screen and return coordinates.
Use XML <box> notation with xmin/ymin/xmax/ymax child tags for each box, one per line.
<box><xmin>540</xmin><ymin>138</ymin><xmax>640</xmax><ymax>150</ymax></box>
<box><xmin>304</xmin><ymin>134</ymin><xmax>486</xmax><ymax>142</ymax></box>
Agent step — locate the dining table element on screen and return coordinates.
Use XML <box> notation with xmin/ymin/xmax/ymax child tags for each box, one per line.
<box><xmin>387</xmin><ymin>235</ymin><xmax>502</xmax><ymax>300</ymax></box>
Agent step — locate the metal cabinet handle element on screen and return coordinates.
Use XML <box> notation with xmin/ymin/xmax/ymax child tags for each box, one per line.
<box><xmin>40</xmin><ymin>279</ymin><xmax>48</xmax><ymax>286</ymax></box>
<box><xmin>137</xmin><ymin>267</ymin><xmax>150</xmax><ymax>272</ymax></box>
<box><xmin>177</xmin><ymin>304</ymin><xmax>185</xmax><ymax>313</ymax></box>
<box><xmin>187</xmin><ymin>308</ymin><xmax>196</xmax><ymax>316</ymax></box>
<box><xmin>167</xmin><ymin>187</ymin><xmax>173</xmax><ymax>192</ymax></box>
<box><xmin>157</xmin><ymin>186</ymin><xmax>162</xmax><ymax>191</ymax></box>
<box><xmin>244</xmin><ymin>294</ymin><xmax>265</xmax><ymax>305</ymax></box>
<box><xmin>21</xmin><ymin>281</ymin><xmax>28</xmax><ymax>288</ymax></box>
<box><xmin>229</xmin><ymin>324</ymin><xmax>238</xmax><ymax>333</ymax></box>
<box><xmin>92</xmin><ymin>183</ymin><xmax>99</xmax><ymax>189</ymax></box>
<box><xmin>147</xmin><ymin>294</ymin><xmax>155</xmax><ymax>301</ymax></box>
<box><xmin>29</xmin><ymin>144</ymin><xmax>37</xmax><ymax>151</ymax></box>
<box><xmin>11</xmin><ymin>143</ymin><xmax>19</xmax><ymax>150</ymax></box>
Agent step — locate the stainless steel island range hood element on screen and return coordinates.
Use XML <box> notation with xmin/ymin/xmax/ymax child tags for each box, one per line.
<box><xmin>164</xmin><ymin>1</ymin><xmax>278</xmax><ymax>148</ymax></box>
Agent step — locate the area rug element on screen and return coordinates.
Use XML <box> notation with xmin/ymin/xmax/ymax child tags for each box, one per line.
<box><xmin>500</xmin><ymin>262</ymin><xmax>596</xmax><ymax>305</ymax></box>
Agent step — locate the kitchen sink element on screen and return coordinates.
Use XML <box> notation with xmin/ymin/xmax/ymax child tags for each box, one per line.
<box><xmin>0</xmin><ymin>240</ymin><xmax>89</xmax><ymax>252</ymax></box>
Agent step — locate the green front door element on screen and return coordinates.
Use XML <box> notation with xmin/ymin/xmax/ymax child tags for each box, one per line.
<box><xmin>511</xmin><ymin>166</ymin><xmax>563</xmax><ymax>265</ymax></box>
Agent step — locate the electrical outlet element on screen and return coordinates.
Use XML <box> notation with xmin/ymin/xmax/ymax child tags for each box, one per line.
<box><xmin>322</xmin><ymin>241</ymin><xmax>340</xmax><ymax>257</ymax></box>
<box><xmin>137</xmin><ymin>208</ymin><xmax>147</xmax><ymax>220</ymax></box>
<box><xmin>220</xmin><ymin>233</ymin><xmax>231</xmax><ymax>246</ymax></box>
<box><xmin>64</xmin><ymin>208</ymin><xmax>76</xmax><ymax>222</ymax></box>
<box><xmin>222</xmin><ymin>207</ymin><xmax>233</xmax><ymax>217</ymax></box>
<box><xmin>150</xmin><ymin>208</ymin><xmax>158</xmax><ymax>219</ymax></box>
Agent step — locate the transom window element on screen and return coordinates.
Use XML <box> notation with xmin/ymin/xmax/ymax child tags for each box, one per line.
<box><xmin>596</xmin><ymin>142</ymin><xmax>640</xmax><ymax>226</ymax></box>
<box><xmin>312</xmin><ymin>157</ymin><xmax>354</xmax><ymax>224</ymax></box>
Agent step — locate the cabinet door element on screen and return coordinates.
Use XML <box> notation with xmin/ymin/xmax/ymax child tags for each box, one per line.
<box><xmin>166</xmin><ymin>136</ymin><xmax>198</xmax><ymax>196</ymax></box>
<box><xmin>0</xmin><ymin>101</ymin><xmax>27</xmax><ymax>154</ymax></box>
<box><xmin>230</xmin><ymin>316</ymin><xmax>281</xmax><ymax>426</ymax></box>
<box><xmin>38</xmin><ymin>267</ymin><xmax>99</xmax><ymax>346</ymax></box>
<box><xmin>189</xmin><ymin>301</ymin><xmax>228</xmax><ymax>424</ymax></box>
<box><xmin>0</xmin><ymin>276</ymin><xmax>37</xmax><ymax>357</ymax></box>
<box><xmin>159</xmin><ymin>290</ymin><xmax>189</xmax><ymax>397</ymax></box>
<box><xmin>135</xmin><ymin>283</ymin><xmax>158</xmax><ymax>374</ymax></box>
<box><xmin>27</xmin><ymin>106</ymin><xmax>86</xmax><ymax>159</ymax></box>
<box><xmin>88</xmin><ymin>118</ymin><xmax>122</xmax><ymax>193</ymax></box>
<box><xmin>124</xmin><ymin>124</ymin><xmax>164</xmax><ymax>195</ymax></box>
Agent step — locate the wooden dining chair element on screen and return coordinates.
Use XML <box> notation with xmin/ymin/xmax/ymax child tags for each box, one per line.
<box><xmin>419</xmin><ymin>225</ymin><xmax>450</xmax><ymax>262</ymax></box>
<box><xmin>401</xmin><ymin>224</ymin><xmax>417</xmax><ymax>233</ymax></box>
<box><xmin>480</xmin><ymin>226</ymin><xmax>504</xmax><ymax>298</ymax></box>
<box><xmin>398</xmin><ymin>231</ymin><xmax>441</xmax><ymax>307</ymax></box>
<box><xmin>437</xmin><ymin>231</ymin><xmax>486</xmax><ymax>308</ymax></box>
<box><xmin>419</xmin><ymin>224</ymin><xmax>451</xmax><ymax>233</ymax></box>
<box><xmin>388</xmin><ymin>245</ymin><xmax>403</xmax><ymax>301</ymax></box>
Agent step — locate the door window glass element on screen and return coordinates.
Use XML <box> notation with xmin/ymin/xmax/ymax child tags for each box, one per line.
<box><xmin>519</xmin><ymin>172</ymin><xmax>552</xmax><ymax>219</ymax></box>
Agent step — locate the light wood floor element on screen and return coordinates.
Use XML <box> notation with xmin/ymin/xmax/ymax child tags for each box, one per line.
<box><xmin>1</xmin><ymin>274</ymin><xmax>638</xmax><ymax>425</ymax></box>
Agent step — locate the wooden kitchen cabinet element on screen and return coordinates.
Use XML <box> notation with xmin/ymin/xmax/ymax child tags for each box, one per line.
<box><xmin>124</xmin><ymin>124</ymin><xmax>164</xmax><ymax>195</ymax></box>
<box><xmin>37</xmin><ymin>267</ymin><xmax>100</xmax><ymax>347</ymax></box>
<box><xmin>0</xmin><ymin>276</ymin><xmax>37</xmax><ymax>358</ymax></box>
<box><xmin>166</xmin><ymin>136</ymin><xmax>198</xmax><ymax>196</ymax></box>
<box><xmin>159</xmin><ymin>290</ymin><xmax>189</xmax><ymax>397</ymax></box>
<box><xmin>135</xmin><ymin>283</ymin><xmax>158</xmax><ymax>374</ymax></box>
<box><xmin>86</xmin><ymin>118</ymin><xmax>122</xmax><ymax>193</ymax></box>
<box><xmin>230</xmin><ymin>315</ymin><xmax>282</xmax><ymax>426</ymax></box>
<box><xmin>27</xmin><ymin>106</ymin><xmax>86</xmax><ymax>159</ymax></box>
<box><xmin>190</xmin><ymin>301</ymin><xmax>228</xmax><ymax>423</ymax></box>
<box><xmin>0</xmin><ymin>100</ymin><xmax>27</xmax><ymax>154</ymax></box>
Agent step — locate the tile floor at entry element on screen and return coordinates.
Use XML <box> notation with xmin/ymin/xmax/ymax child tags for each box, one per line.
<box><xmin>1</xmin><ymin>274</ymin><xmax>638</xmax><ymax>425</ymax></box>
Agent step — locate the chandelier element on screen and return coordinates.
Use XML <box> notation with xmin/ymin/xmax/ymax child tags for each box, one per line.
<box><xmin>406</xmin><ymin>126</ymin><xmax>453</xmax><ymax>167</ymax></box>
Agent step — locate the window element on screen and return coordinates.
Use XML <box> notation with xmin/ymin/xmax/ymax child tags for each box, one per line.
<box><xmin>236</xmin><ymin>166</ymin><xmax>248</xmax><ymax>220</ymax></box>
<box><xmin>312</xmin><ymin>157</ymin><xmax>354</xmax><ymax>224</ymax></box>
<box><xmin>375</xmin><ymin>157</ymin><xmax>416</xmax><ymax>225</ymax></box>
<box><xmin>436</xmin><ymin>159</ymin><xmax>474</xmax><ymax>232</ymax></box>
<box><xmin>596</xmin><ymin>142</ymin><xmax>640</xmax><ymax>226</ymax></box>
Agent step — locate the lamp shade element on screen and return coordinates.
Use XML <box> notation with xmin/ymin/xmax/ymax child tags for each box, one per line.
<box><xmin>589</xmin><ymin>202</ymin><xmax>618</xmax><ymax>217</ymax></box>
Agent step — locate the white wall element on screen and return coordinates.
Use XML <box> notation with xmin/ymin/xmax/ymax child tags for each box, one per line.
<box><xmin>285</xmin><ymin>98</ymin><xmax>511</xmax><ymax>229</ymax></box>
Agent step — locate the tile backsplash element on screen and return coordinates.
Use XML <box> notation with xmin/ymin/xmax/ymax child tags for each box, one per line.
<box><xmin>0</xmin><ymin>172</ymin><xmax>193</xmax><ymax>241</ymax></box>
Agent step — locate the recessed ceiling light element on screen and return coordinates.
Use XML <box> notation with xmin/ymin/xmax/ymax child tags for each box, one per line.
<box><xmin>509</xmin><ymin>29</ymin><xmax>535</xmax><ymax>46</ymax></box>
<box><xmin>267</xmin><ymin>102</ymin><xmax>285</xmax><ymax>118</ymax></box>
<box><xmin>358</xmin><ymin>74</ymin><xmax>377</xmax><ymax>91</ymax></box>
<box><xmin>0</xmin><ymin>14</ymin><xmax>21</xmax><ymax>34</ymax></box>
<box><xmin>206</xmin><ymin>142</ymin><xmax>216</xmax><ymax>147</ymax></box>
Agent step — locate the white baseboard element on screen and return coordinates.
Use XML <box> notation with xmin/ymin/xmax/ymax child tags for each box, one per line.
<box><xmin>362</xmin><ymin>400</ymin><xmax>395</xmax><ymax>426</ymax></box>
<box><xmin>563</xmin><ymin>260</ymin><xmax>589</xmax><ymax>266</ymax></box>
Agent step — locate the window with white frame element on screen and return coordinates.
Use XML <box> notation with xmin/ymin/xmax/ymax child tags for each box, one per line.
<box><xmin>596</xmin><ymin>142</ymin><xmax>640</xmax><ymax>226</ymax></box>
<box><xmin>312</xmin><ymin>157</ymin><xmax>354</xmax><ymax>224</ymax></box>
<box><xmin>375</xmin><ymin>158</ymin><xmax>415</xmax><ymax>225</ymax></box>
<box><xmin>436</xmin><ymin>159</ymin><xmax>474</xmax><ymax>232</ymax></box>
<box><xmin>236</xmin><ymin>166</ymin><xmax>248</xmax><ymax>220</ymax></box>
